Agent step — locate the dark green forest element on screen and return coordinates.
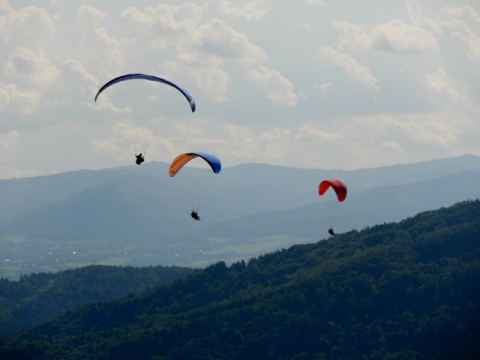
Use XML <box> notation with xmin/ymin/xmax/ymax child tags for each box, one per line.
<box><xmin>0</xmin><ymin>265</ymin><xmax>193</xmax><ymax>336</ymax></box>
<box><xmin>1</xmin><ymin>200</ymin><xmax>480</xmax><ymax>359</ymax></box>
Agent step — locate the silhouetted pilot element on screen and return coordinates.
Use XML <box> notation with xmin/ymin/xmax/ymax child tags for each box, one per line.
<box><xmin>191</xmin><ymin>210</ymin><xmax>200</xmax><ymax>221</ymax></box>
<box><xmin>328</xmin><ymin>228</ymin><xmax>336</xmax><ymax>236</ymax></box>
<box><xmin>135</xmin><ymin>153</ymin><xmax>145</xmax><ymax>165</ymax></box>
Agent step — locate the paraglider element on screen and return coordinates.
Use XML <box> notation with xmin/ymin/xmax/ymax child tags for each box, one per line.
<box><xmin>318</xmin><ymin>179</ymin><xmax>347</xmax><ymax>202</ymax></box>
<box><xmin>94</xmin><ymin>73</ymin><xmax>196</xmax><ymax>112</ymax></box>
<box><xmin>169</xmin><ymin>151</ymin><xmax>221</xmax><ymax>220</ymax></box>
<box><xmin>135</xmin><ymin>152</ymin><xmax>145</xmax><ymax>165</ymax></box>
<box><xmin>169</xmin><ymin>151</ymin><xmax>221</xmax><ymax>177</ymax></box>
<box><xmin>191</xmin><ymin>210</ymin><xmax>201</xmax><ymax>221</ymax></box>
<box><xmin>319</xmin><ymin>179</ymin><xmax>347</xmax><ymax>236</ymax></box>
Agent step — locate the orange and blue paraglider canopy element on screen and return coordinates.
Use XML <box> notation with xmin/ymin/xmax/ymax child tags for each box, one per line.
<box><xmin>169</xmin><ymin>151</ymin><xmax>221</xmax><ymax>177</ymax></box>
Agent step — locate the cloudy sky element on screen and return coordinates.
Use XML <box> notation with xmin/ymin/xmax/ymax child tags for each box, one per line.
<box><xmin>1</xmin><ymin>0</ymin><xmax>479</xmax><ymax>178</ymax></box>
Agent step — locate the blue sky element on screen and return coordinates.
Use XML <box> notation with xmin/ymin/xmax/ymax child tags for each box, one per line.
<box><xmin>1</xmin><ymin>0</ymin><xmax>479</xmax><ymax>178</ymax></box>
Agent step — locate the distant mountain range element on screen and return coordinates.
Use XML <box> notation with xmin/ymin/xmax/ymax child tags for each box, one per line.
<box><xmin>1</xmin><ymin>154</ymin><xmax>479</xmax><ymax>277</ymax></box>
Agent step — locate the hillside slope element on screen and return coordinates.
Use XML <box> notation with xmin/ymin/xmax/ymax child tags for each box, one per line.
<box><xmin>2</xmin><ymin>200</ymin><xmax>479</xmax><ymax>359</ymax></box>
<box><xmin>0</xmin><ymin>264</ymin><xmax>193</xmax><ymax>336</ymax></box>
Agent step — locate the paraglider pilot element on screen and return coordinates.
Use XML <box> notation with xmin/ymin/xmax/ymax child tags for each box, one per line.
<box><xmin>135</xmin><ymin>153</ymin><xmax>145</xmax><ymax>165</ymax></box>
<box><xmin>191</xmin><ymin>210</ymin><xmax>201</xmax><ymax>221</ymax></box>
<box><xmin>328</xmin><ymin>228</ymin><xmax>336</xmax><ymax>236</ymax></box>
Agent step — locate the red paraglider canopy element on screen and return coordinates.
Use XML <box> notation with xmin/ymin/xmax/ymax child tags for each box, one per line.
<box><xmin>318</xmin><ymin>179</ymin><xmax>347</xmax><ymax>202</ymax></box>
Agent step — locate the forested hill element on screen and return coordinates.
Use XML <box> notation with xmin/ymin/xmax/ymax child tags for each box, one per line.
<box><xmin>2</xmin><ymin>200</ymin><xmax>480</xmax><ymax>359</ymax></box>
<box><xmin>0</xmin><ymin>265</ymin><xmax>193</xmax><ymax>336</ymax></box>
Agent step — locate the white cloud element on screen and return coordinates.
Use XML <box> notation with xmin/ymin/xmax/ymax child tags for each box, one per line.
<box><xmin>0</xmin><ymin>130</ymin><xmax>18</xmax><ymax>150</ymax></box>
<box><xmin>353</xmin><ymin>113</ymin><xmax>459</xmax><ymax>149</ymax></box>
<box><xmin>50</xmin><ymin>59</ymin><xmax>100</xmax><ymax>109</ymax></box>
<box><xmin>438</xmin><ymin>6</ymin><xmax>480</xmax><ymax>66</ymax></box>
<box><xmin>2</xmin><ymin>4</ymin><xmax>55</xmax><ymax>47</ymax></box>
<box><xmin>5</xmin><ymin>47</ymin><xmax>37</xmax><ymax>74</ymax></box>
<box><xmin>77</xmin><ymin>3</ymin><xmax>107</xmax><ymax>24</ymax></box>
<box><xmin>73</xmin><ymin>5</ymin><xmax>124</xmax><ymax>72</ymax></box>
<box><xmin>216</xmin><ymin>0</ymin><xmax>273</xmax><ymax>21</ymax></box>
<box><xmin>305</xmin><ymin>0</ymin><xmax>325</xmax><ymax>7</ymax></box>
<box><xmin>91</xmin><ymin>122</ymin><xmax>161</xmax><ymax>159</ymax></box>
<box><xmin>189</xmin><ymin>65</ymin><xmax>230</xmax><ymax>103</ymax></box>
<box><xmin>0</xmin><ymin>82</ymin><xmax>41</xmax><ymax>114</ymax></box>
<box><xmin>5</xmin><ymin>47</ymin><xmax>59</xmax><ymax>87</ymax></box>
<box><xmin>317</xmin><ymin>46</ymin><xmax>379</xmax><ymax>92</ymax></box>
<box><xmin>371</xmin><ymin>20</ymin><xmax>438</xmax><ymax>53</ymax></box>
<box><xmin>121</xmin><ymin>3</ymin><xmax>201</xmax><ymax>54</ymax></box>
<box><xmin>61</xmin><ymin>59</ymin><xmax>98</xmax><ymax>87</ymax></box>
<box><xmin>220</xmin><ymin>124</ymin><xmax>288</xmax><ymax>161</ymax></box>
<box><xmin>248</xmin><ymin>67</ymin><xmax>298</xmax><ymax>107</ymax></box>
<box><xmin>0</xmin><ymin>1</ymin><xmax>13</xmax><ymax>34</ymax></box>
<box><xmin>425</xmin><ymin>67</ymin><xmax>462</xmax><ymax>102</ymax></box>
<box><xmin>332</xmin><ymin>20</ymin><xmax>373</xmax><ymax>52</ymax></box>
<box><xmin>380</xmin><ymin>140</ymin><xmax>404</xmax><ymax>152</ymax></box>
<box><xmin>333</xmin><ymin>19</ymin><xmax>438</xmax><ymax>54</ymax></box>
<box><xmin>197</xmin><ymin>18</ymin><xmax>266</xmax><ymax>65</ymax></box>
<box><xmin>299</xmin><ymin>22</ymin><xmax>313</xmax><ymax>31</ymax></box>
<box><xmin>0</xmin><ymin>0</ymin><xmax>479</xmax><ymax>177</ymax></box>
<box><xmin>120</xmin><ymin>6</ymin><xmax>268</xmax><ymax>104</ymax></box>
<box><xmin>257</xmin><ymin>127</ymin><xmax>292</xmax><ymax>141</ymax></box>
<box><xmin>405</xmin><ymin>0</ymin><xmax>422</xmax><ymax>25</ymax></box>
<box><xmin>0</xmin><ymin>83</ymin><xmax>9</xmax><ymax>108</ymax></box>
<box><xmin>294</xmin><ymin>125</ymin><xmax>341</xmax><ymax>141</ymax></box>
<box><xmin>314</xmin><ymin>82</ymin><xmax>332</xmax><ymax>95</ymax></box>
